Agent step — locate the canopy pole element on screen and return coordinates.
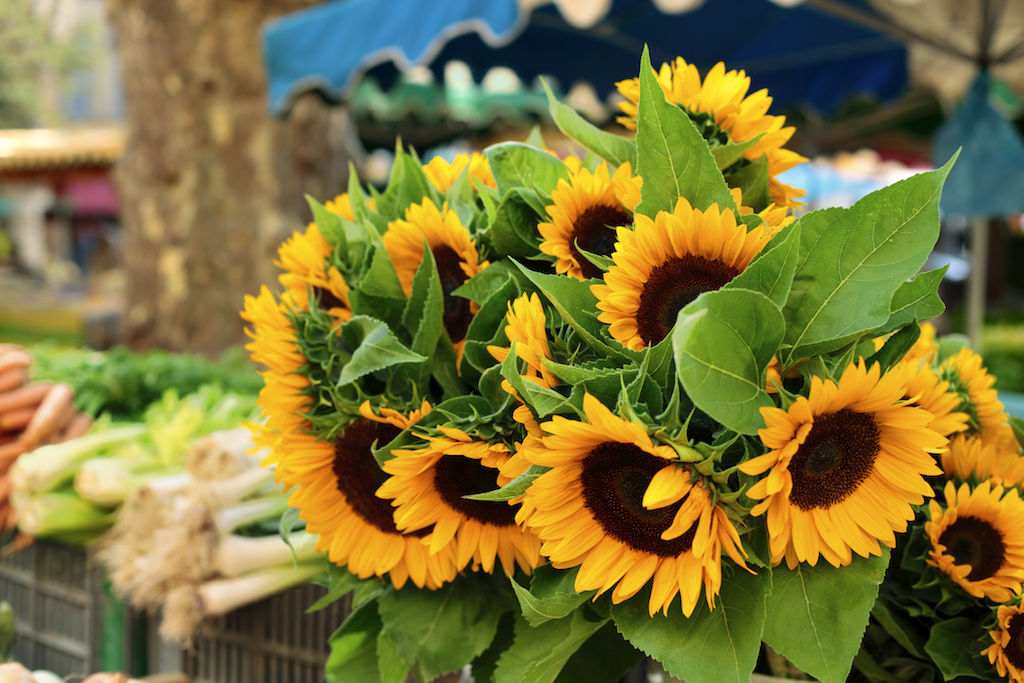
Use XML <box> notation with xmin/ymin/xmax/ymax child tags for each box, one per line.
<box><xmin>967</xmin><ymin>217</ymin><xmax>989</xmax><ymax>351</ymax></box>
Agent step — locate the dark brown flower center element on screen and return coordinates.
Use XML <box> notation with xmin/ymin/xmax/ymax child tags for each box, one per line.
<box><xmin>433</xmin><ymin>455</ymin><xmax>518</xmax><ymax>526</ymax></box>
<box><xmin>635</xmin><ymin>255</ymin><xmax>739</xmax><ymax>346</ymax></box>
<box><xmin>939</xmin><ymin>515</ymin><xmax>1006</xmax><ymax>582</ymax></box>
<box><xmin>580</xmin><ymin>441</ymin><xmax>695</xmax><ymax>557</ymax></box>
<box><xmin>788</xmin><ymin>409</ymin><xmax>880</xmax><ymax>511</ymax></box>
<box><xmin>432</xmin><ymin>245</ymin><xmax>473</xmax><ymax>343</ymax></box>
<box><xmin>313</xmin><ymin>286</ymin><xmax>344</xmax><ymax>311</ymax></box>
<box><xmin>1005</xmin><ymin>613</ymin><xmax>1024</xmax><ymax>670</ymax></box>
<box><xmin>571</xmin><ymin>204</ymin><xmax>631</xmax><ymax>279</ymax></box>
<box><xmin>332</xmin><ymin>418</ymin><xmax>426</xmax><ymax>536</ymax></box>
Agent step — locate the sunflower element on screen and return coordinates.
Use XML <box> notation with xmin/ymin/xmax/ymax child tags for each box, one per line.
<box><xmin>423</xmin><ymin>153</ymin><xmax>496</xmax><ymax>192</ymax></box>
<box><xmin>377</xmin><ymin>427</ymin><xmax>542</xmax><ymax>576</ymax></box>
<box><xmin>382</xmin><ymin>199</ymin><xmax>488</xmax><ymax>351</ymax></box>
<box><xmin>520</xmin><ymin>394</ymin><xmax>747</xmax><ymax>617</ymax></box>
<box><xmin>741</xmin><ymin>361</ymin><xmax>947</xmax><ymax>569</ymax></box>
<box><xmin>940</xmin><ymin>347</ymin><xmax>1013</xmax><ymax>444</ymax></box>
<box><xmin>539</xmin><ymin>161</ymin><xmax>643</xmax><ymax>280</ymax></box>
<box><xmin>892</xmin><ymin>360</ymin><xmax>969</xmax><ymax>438</ymax></box>
<box><xmin>926</xmin><ymin>480</ymin><xmax>1024</xmax><ymax>602</ymax></box>
<box><xmin>941</xmin><ymin>434</ymin><xmax>1024</xmax><ymax>491</ymax></box>
<box><xmin>275</xmin><ymin>193</ymin><xmax>359</xmax><ymax>321</ymax></box>
<box><xmin>277</xmin><ymin>401</ymin><xmax>459</xmax><ymax>589</ymax></box>
<box><xmin>616</xmin><ymin>58</ymin><xmax>806</xmax><ymax>210</ymax></box>
<box><xmin>487</xmin><ymin>293</ymin><xmax>559</xmax><ymax>389</ymax></box>
<box><xmin>592</xmin><ymin>197</ymin><xmax>773</xmax><ymax>350</ymax></box>
<box><xmin>240</xmin><ymin>287</ymin><xmax>313</xmax><ymax>462</ymax></box>
<box><xmin>729</xmin><ymin>187</ymin><xmax>794</xmax><ymax>237</ymax></box>
<box><xmin>985</xmin><ymin>604</ymin><xmax>1024</xmax><ymax>682</ymax></box>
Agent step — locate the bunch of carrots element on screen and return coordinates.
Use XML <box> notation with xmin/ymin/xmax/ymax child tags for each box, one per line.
<box><xmin>0</xmin><ymin>345</ymin><xmax>92</xmax><ymax>531</ymax></box>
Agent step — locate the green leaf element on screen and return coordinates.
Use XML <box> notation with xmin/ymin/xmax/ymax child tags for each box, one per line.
<box><xmin>924</xmin><ymin>617</ymin><xmax>988</xmax><ymax>680</ymax></box>
<box><xmin>544</xmin><ymin>81</ymin><xmax>636</xmax><ymax>168</ymax></box>
<box><xmin>1011</xmin><ymin>416</ymin><xmax>1024</xmax><ymax>451</ymax></box>
<box><xmin>338</xmin><ymin>316</ymin><xmax>427</xmax><ymax>386</ymax></box>
<box><xmin>725</xmin><ymin>155</ymin><xmax>770</xmax><ymax>211</ymax></box>
<box><xmin>378</xmin><ymin>576</ymin><xmax>505</xmax><ymax>682</ymax></box>
<box><xmin>635</xmin><ymin>46</ymin><xmax>735</xmax><ymax>217</ymax></box>
<box><xmin>358</xmin><ymin>244</ymin><xmax>407</xmax><ymax>300</ymax></box>
<box><xmin>780</xmin><ymin>160</ymin><xmax>954</xmax><ymax>364</ymax></box>
<box><xmin>472</xmin><ymin>612</ymin><xmax>517</xmax><ymax>683</ymax></box>
<box><xmin>555</xmin><ymin>621</ymin><xmax>643</xmax><ymax>683</ymax></box>
<box><xmin>514</xmin><ymin>261</ymin><xmax>629</xmax><ymax>361</ymax></box>
<box><xmin>453</xmin><ymin>261</ymin><xmax>516</xmax><ymax>305</ymax></box>
<box><xmin>871</xmin><ymin>601</ymin><xmax>928</xmax><ymax>659</ymax></box>
<box><xmin>526</xmin><ymin>126</ymin><xmax>546</xmax><ymax>149</ymax></box>
<box><xmin>377</xmin><ymin>631</ymin><xmax>409</xmax><ymax>683</ymax></box>
<box><xmin>494</xmin><ymin>607</ymin><xmax>608</xmax><ymax>683</ymax></box>
<box><xmin>307</xmin><ymin>195</ymin><xmax>346</xmax><ymax>250</ymax></box>
<box><xmin>487</xmin><ymin>142</ymin><xmax>570</xmax><ymax>197</ymax></box>
<box><xmin>307</xmin><ymin>566</ymin><xmax>364</xmax><ymax>613</ymax></box>
<box><xmin>865</xmin><ymin>323</ymin><xmax>920</xmax><ymax>372</ymax></box>
<box><xmin>510</xmin><ymin>566</ymin><xmax>594</xmax><ymax>626</ymax></box>
<box><xmin>727</xmin><ymin>223</ymin><xmax>801</xmax><ymax>308</ymax></box>
<box><xmin>324</xmin><ymin>602</ymin><xmax>384</xmax><ymax>683</ymax></box>
<box><xmin>464</xmin><ymin>463</ymin><xmax>549</xmax><ymax>502</ymax></box>
<box><xmin>763</xmin><ymin>549</ymin><xmax>890</xmax><ymax>683</ymax></box>
<box><xmin>871</xmin><ymin>266</ymin><xmax>948</xmax><ymax>336</ymax></box>
<box><xmin>402</xmin><ymin>243</ymin><xmax>444</xmax><ymax>357</ymax></box>
<box><xmin>375</xmin><ymin>146</ymin><xmax>439</xmax><ymax>219</ymax></box>
<box><xmin>673</xmin><ymin>288</ymin><xmax>782</xmax><ymax>435</ymax></box>
<box><xmin>711</xmin><ymin>134</ymin><xmax>762</xmax><ymax>171</ymax></box>
<box><xmin>500</xmin><ymin>345</ymin><xmax>575</xmax><ymax>418</ymax></box>
<box><xmin>612</xmin><ymin>567</ymin><xmax>771</xmax><ymax>683</ymax></box>
<box><xmin>487</xmin><ymin>190</ymin><xmax>545</xmax><ymax>258</ymax></box>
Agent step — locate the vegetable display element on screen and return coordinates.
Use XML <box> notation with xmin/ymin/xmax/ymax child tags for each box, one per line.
<box><xmin>240</xmin><ymin>48</ymin><xmax>1024</xmax><ymax>683</ymax></box>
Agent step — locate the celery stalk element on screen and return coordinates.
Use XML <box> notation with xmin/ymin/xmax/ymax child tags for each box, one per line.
<box><xmin>17</xmin><ymin>490</ymin><xmax>114</xmax><ymax>539</ymax></box>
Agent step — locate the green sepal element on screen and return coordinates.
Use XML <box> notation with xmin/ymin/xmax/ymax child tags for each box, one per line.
<box><xmin>464</xmin><ymin>463</ymin><xmax>549</xmax><ymax>503</ymax></box>
<box><xmin>336</xmin><ymin>316</ymin><xmax>426</xmax><ymax>386</ymax></box>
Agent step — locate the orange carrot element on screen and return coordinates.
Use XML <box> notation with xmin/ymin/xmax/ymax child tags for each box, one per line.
<box><xmin>60</xmin><ymin>413</ymin><xmax>94</xmax><ymax>442</ymax></box>
<box><xmin>0</xmin><ymin>382</ymin><xmax>51</xmax><ymax>415</ymax></box>
<box><xmin>19</xmin><ymin>382</ymin><xmax>73</xmax><ymax>449</ymax></box>
<box><xmin>0</xmin><ymin>367</ymin><xmax>27</xmax><ymax>394</ymax></box>
<box><xmin>0</xmin><ymin>349</ymin><xmax>31</xmax><ymax>373</ymax></box>
<box><xmin>0</xmin><ymin>441</ymin><xmax>26</xmax><ymax>467</ymax></box>
<box><xmin>0</xmin><ymin>478</ymin><xmax>11</xmax><ymax>501</ymax></box>
<box><xmin>0</xmin><ymin>407</ymin><xmax>35</xmax><ymax>431</ymax></box>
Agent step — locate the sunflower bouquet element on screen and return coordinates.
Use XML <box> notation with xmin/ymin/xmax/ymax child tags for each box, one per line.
<box><xmin>238</xmin><ymin>46</ymin><xmax>1024</xmax><ymax>683</ymax></box>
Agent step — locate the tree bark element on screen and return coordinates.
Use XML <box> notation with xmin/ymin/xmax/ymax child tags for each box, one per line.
<box><xmin>107</xmin><ymin>0</ymin><xmax>349</xmax><ymax>354</ymax></box>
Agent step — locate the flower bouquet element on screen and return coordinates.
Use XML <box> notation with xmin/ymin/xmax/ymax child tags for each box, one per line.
<box><xmin>241</xmin><ymin>47</ymin><xmax>1024</xmax><ymax>682</ymax></box>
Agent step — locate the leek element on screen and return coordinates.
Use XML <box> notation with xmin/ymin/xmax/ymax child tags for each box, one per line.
<box><xmin>73</xmin><ymin>457</ymin><xmax>179</xmax><ymax>507</ymax></box>
<box><xmin>213</xmin><ymin>531</ymin><xmax>320</xmax><ymax>577</ymax></box>
<box><xmin>17</xmin><ymin>489</ymin><xmax>114</xmax><ymax>538</ymax></box>
<box><xmin>9</xmin><ymin>424</ymin><xmax>146</xmax><ymax>494</ymax></box>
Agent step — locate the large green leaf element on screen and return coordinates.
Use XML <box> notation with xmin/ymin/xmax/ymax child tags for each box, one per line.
<box><xmin>510</xmin><ymin>566</ymin><xmax>594</xmax><ymax>626</ymax></box>
<box><xmin>544</xmin><ymin>81</ymin><xmax>636</xmax><ymax>168</ymax></box>
<box><xmin>780</xmin><ymin>161</ymin><xmax>953</xmax><ymax>364</ymax></box>
<box><xmin>324</xmin><ymin>602</ymin><xmax>384</xmax><ymax>683</ymax></box>
<box><xmin>486</xmin><ymin>190</ymin><xmax>545</xmax><ymax>258</ymax></box>
<box><xmin>486</xmin><ymin>142</ymin><xmax>569</xmax><ymax>197</ymax></box>
<box><xmin>924</xmin><ymin>618</ymin><xmax>988</xmax><ymax>681</ymax></box>
<box><xmin>673</xmin><ymin>288</ymin><xmax>782</xmax><ymax>435</ymax></box>
<box><xmin>376</xmin><ymin>631</ymin><xmax>409</xmax><ymax>683</ymax></box>
<box><xmin>555</xmin><ymin>621</ymin><xmax>643</xmax><ymax>683</ymax></box>
<box><xmin>634</xmin><ymin>46</ymin><xmax>735</xmax><ymax>217</ymax></box>
<box><xmin>727</xmin><ymin>223</ymin><xmax>801</xmax><ymax>308</ymax></box>
<box><xmin>494</xmin><ymin>607</ymin><xmax>608</xmax><ymax>683</ymax></box>
<box><xmin>612</xmin><ymin>567</ymin><xmax>771</xmax><ymax>683</ymax></box>
<box><xmin>378</xmin><ymin>577</ymin><xmax>505</xmax><ymax>682</ymax></box>
<box><xmin>763</xmin><ymin>549</ymin><xmax>890</xmax><ymax>683</ymax></box>
<box><xmin>870</xmin><ymin>266</ymin><xmax>948</xmax><ymax>337</ymax></box>
<box><xmin>337</xmin><ymin>316</ymin><xmax>427</xmax><ymax>386</ymax></box>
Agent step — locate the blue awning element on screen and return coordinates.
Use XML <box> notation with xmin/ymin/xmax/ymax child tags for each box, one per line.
<box><xmin>263</xmin><ymin>0</ymin><xmax>908</xmax><ymax>115</ymax></box>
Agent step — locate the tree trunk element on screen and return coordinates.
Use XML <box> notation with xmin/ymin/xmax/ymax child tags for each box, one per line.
<box><xmin>107</xmin><ymin>0</ymin><xmax>349</xmax><ymax>354</ymax></box>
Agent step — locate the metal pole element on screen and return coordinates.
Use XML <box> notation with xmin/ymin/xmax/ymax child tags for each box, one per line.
<box><xmin>967</xmin><ymin>217</ymin><xmax>989</xmax><ymax>350</ymax></box>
